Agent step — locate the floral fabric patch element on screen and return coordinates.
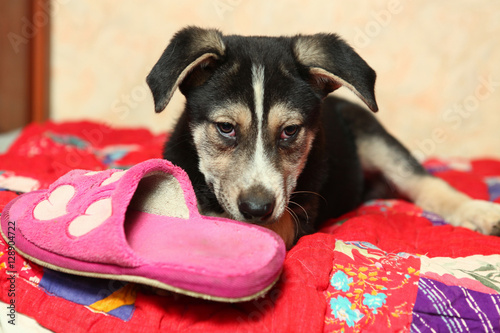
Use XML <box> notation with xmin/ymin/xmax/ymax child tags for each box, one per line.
<box><xmin>324</xmin><ymin>240</ymin><xmax>420</xmax><ymax>332</ymax></box>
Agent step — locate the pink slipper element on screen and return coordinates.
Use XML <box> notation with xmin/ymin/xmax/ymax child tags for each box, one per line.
<box><xmin>0</xmin><ymin>159</ymin><xmax>285</xmax><ymax>302</ymax></box>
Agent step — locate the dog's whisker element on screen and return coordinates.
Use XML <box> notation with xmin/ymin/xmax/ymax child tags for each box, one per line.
<box><xmin>285</xmin><ymin>206</ymin><xmax>300</xmax><ymax>240</ymax></box>
<box><xmin>291</xmin><ymin>191</ymin><xmax>327</xmax><ymax>204</ymax></box>
<box><xmin>288</xmin><ymin>200</ymin><xmax>309</xmax><ymax>224</ymax></box>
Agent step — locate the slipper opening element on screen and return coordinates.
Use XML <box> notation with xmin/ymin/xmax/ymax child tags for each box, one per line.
<box><xmin>127</xmin><ymin>171</ymin><xmax>189</xmax><ymax>219</ymax></box>
<box><xmin>122</xmin><ymin>169</ymin><xmax>282</xmax><ymax>283</ymax></box>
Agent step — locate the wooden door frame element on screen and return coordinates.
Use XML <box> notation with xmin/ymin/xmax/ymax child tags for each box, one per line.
<box><xmin>0</xmin><ymin>0</ymin><xmax>50</xmax><ymax>132</ymax></box>
<box><xmin>31</xmin><ymin>0</ymin><xmax>51</xmax><ymax>123</ymax></box>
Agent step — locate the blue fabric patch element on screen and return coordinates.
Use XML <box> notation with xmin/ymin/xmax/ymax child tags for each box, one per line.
<box><xmin>39</xmin><ymin>268</ymin><xmax>135</xmax><ymax>321</ymax></box>
<box><xmin>485</xmin><ymin>177</ymin><xmax>500</xmax><ymax>202</ymax></box>
<box><xmin>47</xmin><ymin>132</ymin><xmax>89</xmax><ymax>149</ymax></box>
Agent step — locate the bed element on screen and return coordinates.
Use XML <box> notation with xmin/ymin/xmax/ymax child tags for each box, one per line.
<box><xmin>1</xmin><ymin>121</ymin><xmax>500</xmax><ymax>332</ymax></box>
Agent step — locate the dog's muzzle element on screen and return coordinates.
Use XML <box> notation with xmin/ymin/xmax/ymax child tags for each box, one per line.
<box><xmin>237</xmin><ymin>185</ymin><xmax>275</xmax><ymax>223</ymax></box>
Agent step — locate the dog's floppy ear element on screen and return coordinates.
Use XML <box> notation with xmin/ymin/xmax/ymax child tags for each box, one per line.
<box><xmin>146</xmin><ymin>26</ymin><xmax>225</xmax><ymax>113</ymax></box>
<box><xmin>292</xmin><ymin>34</ymin><xmax>378</xmax><ymax>112</ymax></box>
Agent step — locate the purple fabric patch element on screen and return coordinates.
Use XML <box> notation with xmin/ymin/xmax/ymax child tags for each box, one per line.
<box><xmin>411</xmin><ymin>278</ymin><xmax>500</xmax><ymax>332</ymax></box>
<box><xmin>421</xmin><ymin>211</ymin><xmax>448</xmax><ymax>226</ymax></box>
<box><xmin>424</xmin><ymin>165</ymin><xmax>451</xmax><ymax>175</ymax></box>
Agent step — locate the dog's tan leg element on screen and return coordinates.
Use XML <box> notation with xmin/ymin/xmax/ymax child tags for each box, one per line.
<box><xmin>399</xmin><ymin>175</ymin><xmax>500</xmax><ymax>234</ymax></box>
<box><xmin>357</xmin><ymin>136</ymin><xmax>500</xmax><ymax>235</ymax></box>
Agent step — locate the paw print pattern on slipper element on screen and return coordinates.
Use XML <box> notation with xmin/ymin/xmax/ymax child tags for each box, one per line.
<box><xmin>32</xmin><ymin>170</ymin><xmax>123</xmax><ymax>236</ymax></box>
<box><xmin>99</xmin><ymin>170</ymin><xmax>126</xmax><ymax>186</ymax></box>
<box><xmin>33</xmin><ymin>185</ymin><xmax>75</xmax><ymax>220</ymax></box>
<box><xmin>68</xmin><ymin>198</ymin><xmax>112</xmax><ymax>237</ymax></box>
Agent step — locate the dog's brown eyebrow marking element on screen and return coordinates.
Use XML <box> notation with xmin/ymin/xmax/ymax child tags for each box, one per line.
<box><xmin>268</xmin><ymin>103</ymin><xmax>304</xmax><ymax>132</ymax></box>
<box><xmin>211</xmin><ymin>103</ymin><xmax>252</xmax><ymax>130</ymax></box>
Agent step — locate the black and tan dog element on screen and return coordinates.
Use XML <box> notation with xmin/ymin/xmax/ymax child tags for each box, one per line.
<box><xmin>146</xmin><ymin>26</ymin><xmax>500</xmax><ymax>249</ymax></box>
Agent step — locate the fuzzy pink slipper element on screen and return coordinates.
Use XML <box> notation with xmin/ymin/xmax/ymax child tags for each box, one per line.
<box><xmin>0</xmin><ymin>159</ymin><xmax>285</xmax><ymax>302</ymax></box>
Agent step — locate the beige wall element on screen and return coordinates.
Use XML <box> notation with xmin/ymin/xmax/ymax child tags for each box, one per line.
<box><xmin>51</xmin><ymin>0</ymin><xmax>500</xmax><ymax>159</ymax></box>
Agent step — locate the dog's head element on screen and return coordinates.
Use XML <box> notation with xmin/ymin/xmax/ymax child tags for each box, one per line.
<box><xmin>147</xmin><ymin>27</ymin><xmax>377</xmax><ymax>227</ymax></box>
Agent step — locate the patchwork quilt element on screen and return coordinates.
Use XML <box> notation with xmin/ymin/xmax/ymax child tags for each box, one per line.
<box><xmin>1</xmin><ymin>121</ymin><xmax>500</xmax><ymax>332</ymax></box>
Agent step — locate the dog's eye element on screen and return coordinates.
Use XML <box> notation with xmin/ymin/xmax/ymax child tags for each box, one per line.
<box><xmin>216</xmin><ymin>122</ymin><xmax>236</xmax><ymax>137</ymax></box>
<box><xmin>280</xmin><ymin>125</ymin><xmax>300</xmax><ymax>140</ymax></box>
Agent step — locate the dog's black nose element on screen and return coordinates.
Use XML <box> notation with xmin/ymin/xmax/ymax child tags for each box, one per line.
<box><xmin>238</xmin><ymin>187</ymin><xmax>275</xmax><ymax>222</ymax></box>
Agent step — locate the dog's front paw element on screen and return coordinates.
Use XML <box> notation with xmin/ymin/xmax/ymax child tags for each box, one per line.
<box><xmin>447</xmin><ymin>200</ymin><xmax>500</xmax><ymax>235</ymax></box>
